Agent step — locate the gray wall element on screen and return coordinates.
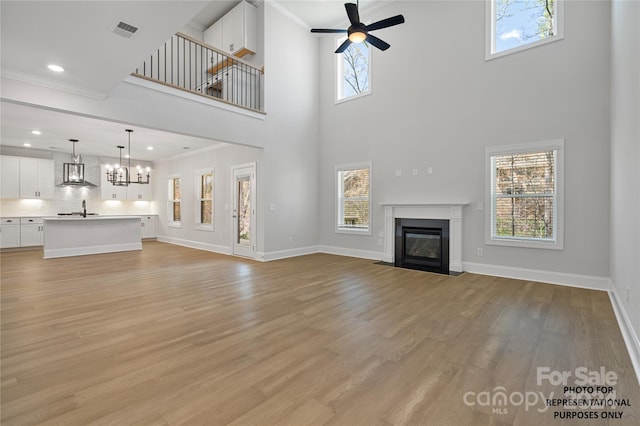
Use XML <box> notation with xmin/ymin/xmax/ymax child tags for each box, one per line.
<box><xmin>318</xmin><ymin>0</ymin><xmax>611</xmax><ymax>279</ymax></box>
<box><xmin>610</xmin><ymin>0</ymin><xmax>640</xmax><ymax>362</ymax></box>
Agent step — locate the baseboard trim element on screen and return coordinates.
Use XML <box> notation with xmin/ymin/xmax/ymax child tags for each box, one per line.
<box><xmin>157</xmin><ymin>235</ymin><xmax>232</xmax><ymax>256</ymax></box>
<box><xmin>608</xmin><ymin>281</ymin><xmax>640</xmax><ymax>385</ymax></box>
<box><xmin>257</xmin><ymin>246</ymin><xmax>319</xmax><ymax>262</ymax></box>
<box><xmin>317</xmin><ymin>245</ymin><xmax>384</xmax><ymax>261</ymax></box>
<box><xmin>462</xmin><ymin>261</ymin><xmax>610</xmax><ymax>291</ymax></box>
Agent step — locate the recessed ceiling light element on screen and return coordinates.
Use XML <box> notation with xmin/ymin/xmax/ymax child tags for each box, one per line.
<box><xmin>23</xmin><ymin>143</ymin><xmax>32</xmax><ymax>147</ymax></box>
<box><xmin>47</xmin><ymin>64</ymin><xmax>65</xmax><ymax>72</ymax></box>
<box><xmin>147</xmin><ymin>146</ymin><xmax>154</xmax><ymax>151</ymax></box>
<box><xmin>31</xmin><ymin>130</ymin><xmax>42</xmax><ymax>135</ymax></box>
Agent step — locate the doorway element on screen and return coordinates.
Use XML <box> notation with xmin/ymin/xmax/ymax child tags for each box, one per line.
<box><xmin>232</xmin><ymin>163</ymin><xmax>256</xmax><ymax>258</ymax></box>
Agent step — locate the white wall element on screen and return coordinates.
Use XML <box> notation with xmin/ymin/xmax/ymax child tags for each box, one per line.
<box><xmin>154</xmin><ymin>143</ymin><xmax>262</xmax><ymax>253</ymax></box>
<box><xmin>318</xmin><ymin>0</ymin><xmax>611</xmax><ymax>282</ymax></box>
<box><xmin>610</xmin><ymin>0</ymin><xmax>640</xmax><ymax>373</ymax></box>
<box><xmin>259</xmin><ymin>2</ymin><xmax>320</xmax><ymax>257</ymax></box>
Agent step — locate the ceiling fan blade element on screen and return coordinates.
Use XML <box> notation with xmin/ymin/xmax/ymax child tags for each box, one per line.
<box><xmin>335</xmin><ymin>38</ymin><xmax>353</xmax><ymax>54</ymax></box>
<box><xmin>345</xmin><ymin>3</ymin><xmax>360</xmax><ymax>25</ymax></box>
<box><xmin>311</xmin><ymin>28</ymin><xmax>348</xmax><ymax>33</ymax></box>
<box><xmin>365</xmin><ymin>34</ymin><xmax>390</xmax><ymax>51</ymax></box>
<box><xmin>366</xmin><ymin>15</ymin><xmax>405</xmax><ymax>32</ymax></box>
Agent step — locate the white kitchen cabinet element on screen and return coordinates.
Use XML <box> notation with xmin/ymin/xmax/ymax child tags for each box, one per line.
<box><xmin>1</xmin><ymin>218</ymin><xmax>21</xmax><ymax>248</ymax></box>
<box><xmin>126</xmin><ymin>181</ymin><xmax>153</xmax><ymax>201</ymax></box>
<box><xmin>20</xmin><ymin>217</ymin><xmax>44</xmax><ymax>247</ymax></box>
<box><xmin>1</xmin><ymin>156</ymin><xmax>20</xmax><ymax>199</ymax></box>
<box><xmin>19</xmin><ymin>158</ymin><xmax>54</xmax><ymax>199</ymax></box>
<box><xmin>204</xmin><ymin>1</ymin><xmax>256</xmax><ymax>57</ymax></box>
<box><xmin>140</xmin><ymin>215</ymin><xmax>157</xmax><ymax>239</ymax></box>
<box><xmin>100</xmin><ymin>165</ymin><xmax>127</xmax><ymax>200</ymax></box>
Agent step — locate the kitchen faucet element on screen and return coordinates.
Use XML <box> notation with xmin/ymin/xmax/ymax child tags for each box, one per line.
<box><xmin>82</xmin><ymin>200</ymin><xmax>86</xmax><ymax>218</ymax></box>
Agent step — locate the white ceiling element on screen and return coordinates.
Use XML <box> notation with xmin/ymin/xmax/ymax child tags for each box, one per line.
<box><xmin>0</xmin><ymin>102</ymin><xmax>227</xmax><ymax>162</ymax></box>
<box><xmin>0</xmin><ymin>0</ymin><xmax>395</xmax><ymax>162</ymax></box>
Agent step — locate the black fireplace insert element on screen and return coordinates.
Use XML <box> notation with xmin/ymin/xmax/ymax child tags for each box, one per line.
<box><xmin>395</xmin><ymin>218</ymin><xmax>450</xmax><ymax>274</ymax></box>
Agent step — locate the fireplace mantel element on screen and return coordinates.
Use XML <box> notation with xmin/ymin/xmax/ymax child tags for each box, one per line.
<box><xmin>380</xmin><ymin>202</ymin><xmax>468</xmax><ymax>272</ymax></box>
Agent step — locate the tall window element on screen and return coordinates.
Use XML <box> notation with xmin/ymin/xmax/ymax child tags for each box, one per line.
<box><xmin>486</xmin><ymin>140</ymin><xmax>564</xmax><ymax>249</ymax></box>
<box><xmin>336</xmin><ymin>162</ymin><xmax>371</xmax><ymax>234</ymax></box>
<box><xmin>336</xmin><ymin>37</ymin><xmax>371</xmax><ymax>102</ymax></box>
<box><xmin>168</xmin><ymin>174</ymin><xmax>181</xmax><ymax>227</ymax></box>
<box><xmin>487</xmin><ymin>0</ymin><xmax>564</xmax><ymax>59</ymax></box>
<box><xmin>195</xmin><ymin>169</ymin><xmax>213</xmax><ymax>230</ymax></box>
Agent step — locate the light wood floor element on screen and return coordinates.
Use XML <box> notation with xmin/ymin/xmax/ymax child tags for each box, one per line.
<box><xmin>1</xmin><ymin>241</ymin><xmax>639</xmax><ymax>425</ymax></box>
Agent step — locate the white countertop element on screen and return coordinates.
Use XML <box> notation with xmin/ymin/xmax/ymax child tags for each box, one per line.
<box><xmin>43</xmin><ymin>216</ymin><xmax>143</xmax><ymax>221</ymax></box>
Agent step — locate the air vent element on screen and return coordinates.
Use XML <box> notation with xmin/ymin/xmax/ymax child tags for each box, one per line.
<box><xmin>111</xmin><ymin>19</ymin><xmax>140</xmax><ymax>39</ymax></box>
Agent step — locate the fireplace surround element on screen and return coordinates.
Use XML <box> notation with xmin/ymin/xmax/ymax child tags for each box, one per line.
<box><xmin>381</xmin><ymin>202</ymin><xmax>467</xmax><ymax>273</ymax></box>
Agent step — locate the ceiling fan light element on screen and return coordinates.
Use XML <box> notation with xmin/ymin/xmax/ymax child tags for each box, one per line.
<box><xmin>348</xmin><ymin>31</ymin><xmax>366</xmax><ymax>43</ymax></box>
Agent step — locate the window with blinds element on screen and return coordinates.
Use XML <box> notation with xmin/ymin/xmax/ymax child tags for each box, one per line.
<box><xmin>336</xmin><ymin>162</ymin><xmax>371</xmax><ymax>234</ymax></box>
<box><xmin>486</xmin><ymin>140</ymin><xmax>564</xmax><ymax>249</ymax></box>
<box><xmin>168</xmin><ymin>175</ymin><xmax>181</xmax><ymax>227</ymax></box>
<box><xmin>195</xmin><ymin>169</ymin><xmax>213</xmax><ymax>230</ymax></box>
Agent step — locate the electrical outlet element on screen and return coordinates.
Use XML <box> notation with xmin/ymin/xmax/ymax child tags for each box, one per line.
<box><xmin>395</xmin><ymin>169</ymin><xmax>402</xmax><ymax>177</ymax></box>
<box><xmin>288</xmin><ymin>236</ymin><xmax>294</xmax><ymax>243</ymax></box>
<box><xmin>477</xmin><ymin>248</ymin><xmax>484</xmax><ymax>257</ymax></box>
<box><xmin>477</xmin><ymin>202</ymin><xmax>483</xmax><ymax>210</ymax></box>
<box><xmin>626</xmin><ymin>287</ymin><xmax>631</xmax><ymax>303</ymax></box>
<box><xmin>427</xmin><ymin>167</ymin><xmax>433</xmax><ymax>175</ymax></box>
<box><xmin>412</xmin><ymin>168</ymin><xmax>418</xmax><ymax>176</ymax></box>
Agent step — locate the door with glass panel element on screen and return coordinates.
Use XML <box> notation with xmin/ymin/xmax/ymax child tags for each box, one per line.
<box><xmin>232</xmin><ymin>163</ymin><xmax>256</xmax><ymax>258</ymax></box>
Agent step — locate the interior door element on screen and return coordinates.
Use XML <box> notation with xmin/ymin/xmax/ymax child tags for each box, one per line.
<box><xmin>232</xmin><ymin>163</ymin><xmax>256</xmax><ymax>258</ymax></box>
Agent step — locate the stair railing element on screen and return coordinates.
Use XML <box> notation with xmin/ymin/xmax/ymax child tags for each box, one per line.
<box><xmin>132</xmin><ymin>32</ymin><xmax>264</xmax><ymax>113</ymax></box>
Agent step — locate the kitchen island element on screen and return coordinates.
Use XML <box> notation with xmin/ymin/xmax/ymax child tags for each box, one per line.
<box><xmin>43</xmin><ymin>216</ymin><xmax>142</xmax><ymax>259</ymax></box>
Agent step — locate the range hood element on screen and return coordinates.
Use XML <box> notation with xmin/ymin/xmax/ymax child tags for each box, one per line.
<box><xmin>58</xmin><ymin>139</ymin><xmax>98</xmax><ymax>187</ymax></box>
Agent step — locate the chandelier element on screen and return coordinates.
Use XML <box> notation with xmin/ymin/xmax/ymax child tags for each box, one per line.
<box><xmin>105</xmin><ymin>129</ymin><xmax>150</xmax><ymax>186</ymax></box>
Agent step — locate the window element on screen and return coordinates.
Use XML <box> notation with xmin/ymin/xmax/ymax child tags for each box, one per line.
<box><xmin>336</xmin><ymin>162</ymin><xmax>371</xmax><ymax>234</ymax></box>
<box><xmin>486</xmin><ymin>0</ymin><xmax>564</xmax><ymax>59</ymax></box>
<box><xmin>486</xmin><ymin>140</ymin><xmax>564</xmax><ymax>249</ymax></box>
<box><xmin>336</xmin><ymin>37</ymin><xmax>371</xmax><ymax>102</ymax></box>
<box><xmin>195</xmin><ymin>169</ymin><xmax>213</xmax><ymax>230</ymax></box>
<box><xmin>168</xmin><ymin>174</ymin><xmax>181</xmax><ymax>227</ymax></box>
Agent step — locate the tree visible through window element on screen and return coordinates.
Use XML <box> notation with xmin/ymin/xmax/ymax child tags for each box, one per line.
<box><xmin>487</xmin><ymin>140</ymin><xmax>564</xmax><ymax>249</ymax></box>
<box><xmin>489</xmin><ymin>0</ymin><xmax>563</xmax><ymax>57</ymax></box>
<box><xmin>168</xmin><ymin>175</ymin><xmax>181</xmax><ymax>225</ymax></box>
<box><xmin>337</xmin><ymin>38</ymin><xmax>370</xmax><ymax>101</ymax></box>
<box><xmin>337</xmin><ymin>163</ymin><xmax>370</xmax><ymax>233</ymax></box>
<box><xmin>196</xmin><ymin>169</ymin><xmax>213</xmax><ymax>229</ymax></box>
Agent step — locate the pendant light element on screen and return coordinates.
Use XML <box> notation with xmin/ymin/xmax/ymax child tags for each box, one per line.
<box><xmin>105</xmin><ymin>129</ymin><xmax>150</xmax><ymax>186</ymax></box>
<box><xmin>60</xmin><ymin>139</ymin><xmax>97</xmax><ymax>187</ymax></box>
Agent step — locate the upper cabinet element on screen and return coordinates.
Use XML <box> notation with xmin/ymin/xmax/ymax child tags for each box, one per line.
<box><xmin>204</xmin><ymin>1</ymin><xmax>257</xmax><ymax>58</ymax></box>
<box><xmin>100</xmin><ymin>164</ymin><xmax>153</xmax><ymax>201</ymax></box>
<box><xmin>1</xmin><ymin>156</ymin><xmax>20</xmax><ymax>199</ymax></box>
<box><xmin>12</xmin><ymin>157</ymin><xmax>54</xmax><ymax>199</ymax></box>
<box><xmin>1</xmin><ymin>156</ymin><xmax>54</xmax><ymax>200</ymax></box>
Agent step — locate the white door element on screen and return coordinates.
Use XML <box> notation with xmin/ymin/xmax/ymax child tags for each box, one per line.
<box><xmin>232</xmin><ymin>163</ymin><xmax>256</xmax><ymax>258</ymax></box>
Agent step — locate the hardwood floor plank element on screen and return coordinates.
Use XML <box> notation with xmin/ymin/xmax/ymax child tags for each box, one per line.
<box><xmin>1</xmin><ymin>242</ymin><xmax>638</xmax><ymax>425</ymax></box>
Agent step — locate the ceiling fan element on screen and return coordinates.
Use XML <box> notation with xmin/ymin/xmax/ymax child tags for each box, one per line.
<box><xmin>311</xmin><ymin>1</ymin><xmax>405</xmax><ymax>53</ymax></box>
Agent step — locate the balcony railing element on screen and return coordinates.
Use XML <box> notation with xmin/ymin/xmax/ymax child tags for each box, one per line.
<box><xmin>132</xmin><ymin>32</ymin><xmax>264</xmax><ymax>113</ymax></box>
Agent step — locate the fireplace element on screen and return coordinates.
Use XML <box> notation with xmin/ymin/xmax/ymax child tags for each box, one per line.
<box><xmin>395</xmin><ymin>218</ymin><xmax>450</xmax><ymax>274</ymax></box>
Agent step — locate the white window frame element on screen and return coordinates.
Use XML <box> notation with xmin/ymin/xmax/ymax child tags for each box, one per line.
<box><xmin>335</xmin><ymin>36</ymin><xmax>372</xmax><ymax>104</ymax></box>
<box><xmin>485</xmin><ymin>139</ymin><xmax>564</xmax><ymax>250</ymax></box>
<box><xmin>195</xmin><ymin>168</ymin><xmax>214</xmax><ymax>231</ymax></box>
<box><xmin>335</xmin><ymin>161</ymin><xmax>372</xmax><ymax>235</ymax></box>
<box><xmin>167</xmin><ymin>174</ymin><xmax>181</xmax><ymax>228</ymax></box>
<box><xmin>486</xmin><ymin>0</ymin><xmax>565</xmax><ymax>60</ymax></box>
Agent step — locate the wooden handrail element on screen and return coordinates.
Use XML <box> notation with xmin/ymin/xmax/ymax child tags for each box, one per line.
<box><xmin>175</xmin><ymin>32</ymin><xmax>263</xmax><ymax>73</ymax></box>
<box><xmin>134</xmin><ymin>32</ymin><xmax>265</xmax><ymax>112</ymax></box>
